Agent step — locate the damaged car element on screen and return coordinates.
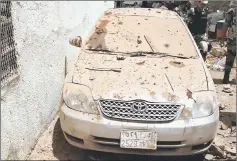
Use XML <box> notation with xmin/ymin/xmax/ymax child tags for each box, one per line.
<box><xmin>60</xmin><ymin>8</ymin><xmax>219</xmax><ymax>157</ymax></box>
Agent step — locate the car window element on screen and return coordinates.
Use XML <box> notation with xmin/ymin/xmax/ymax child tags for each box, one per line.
<box><xmin>84</xmin><ymin>9</ymin><xmax>198</xmax><ymax>58</ymax></box>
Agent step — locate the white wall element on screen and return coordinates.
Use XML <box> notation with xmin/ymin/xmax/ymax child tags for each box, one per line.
<box><xmin>1</xmin><ymin>1</ymin><xmax>114</xmax><ymax>160</ymax></box>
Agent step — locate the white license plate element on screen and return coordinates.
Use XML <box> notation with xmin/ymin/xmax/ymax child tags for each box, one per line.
<box><xmin>120</xmin><ymin>130</ymin><xmax>157</xmax><ymax>150</ymax></box>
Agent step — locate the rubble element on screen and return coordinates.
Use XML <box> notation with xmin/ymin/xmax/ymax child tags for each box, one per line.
<box><xmin>169</xmin><ymin>61</ymin><xmax>185</xmax><ymax>68</ymax></box>
<box><xmin>205</xmin><ymin>154</ymin><xmax>214</xmax><ymax>160</ymax></box>
<box><xmin>137</xmin><ymin>36</ymin><xmax>142</xmax><ymax>44</ymax></box>
<box><xmin>222</xmin><ymin>84</ymin><xmax>232</xmax><ymax>93</ymax></box>
<box><xmin>116</xmin><ymin>55</ymin><xmax>126</xmax><ymax>60</ymax></box>
<box><xmin>205</xmin><ymin>41</ymin><xmax>228</xmax><ymax>72</ymax></box>
<box><xmin>219</xmin><ymin>103</ymin><xmax>226</xmax><ymax>110</ymax></box>
<box><xmin>220</xmin><ymin>122</ymin><xmax>229</xmax><ymax>130</ymax></box>
<box><xmin>136</xmin><ymin>60</ymin><xmax>145</xmax><ymax>65</ymax></box>
<box><xmin>69</xmin><ymin>36</ymin><xmax>82</xmax><ymax>47</ymax></box>
<box><xmin>209</xmin><ymin>46</ymin><xmax>226</xmax><ymax>58</ymax></box>
<box><xmin>225</xmin><ymin>146</ymin><xmax>236</xmax><ymax>155</ymax></box>
<box><xmin>209</xmin><ymin>144</ymin><xmax>225</xmax><ymax>159</ymax></box>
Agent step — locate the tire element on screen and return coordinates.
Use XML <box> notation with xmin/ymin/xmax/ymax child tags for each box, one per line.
<box><xmin>188</xmin><ymin>153</ymin><xmax>206</xmax><ymax>161</ymax></box>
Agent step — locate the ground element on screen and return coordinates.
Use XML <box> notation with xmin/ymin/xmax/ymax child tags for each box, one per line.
<box><xmin>28</xmin><ymin>44</ymin><xmax>236</xmax><ymax>161</ymax></box>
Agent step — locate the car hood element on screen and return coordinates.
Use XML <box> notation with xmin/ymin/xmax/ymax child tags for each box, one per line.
<box><xmin>72</xmin><ymin>52</ymin><xmax>215</xmax><ymax>102</ymax></box>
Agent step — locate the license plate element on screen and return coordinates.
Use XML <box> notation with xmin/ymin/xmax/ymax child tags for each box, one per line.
<box><xmin>120</xmin><ymin>130</ymin><xmax>157</xmax><ymax>150</ymax></box>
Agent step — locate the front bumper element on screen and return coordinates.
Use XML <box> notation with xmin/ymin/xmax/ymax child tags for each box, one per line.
<box><xmin>60</xmin><ymin>104</ymin><xmax>219</xmax><ymax>156</ymax></box>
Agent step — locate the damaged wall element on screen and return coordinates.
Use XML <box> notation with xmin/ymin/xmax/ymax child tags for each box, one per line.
<box><xmin>1</xmin><ymin>1</ymin><xmax>114</xmax><ymax>160</ymax></box>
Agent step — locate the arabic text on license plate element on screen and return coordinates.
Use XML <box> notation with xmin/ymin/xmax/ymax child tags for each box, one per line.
<box><xmin>120</xmin><ymin>130</ymin><xmax>157</xmax><ymax>150</ymax></box>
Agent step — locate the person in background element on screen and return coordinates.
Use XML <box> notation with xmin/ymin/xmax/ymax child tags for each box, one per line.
<box><xmin>141</xmin><ymin>1</ymin><xmax>148</xmax><ymax>8</ymax></box>
<box><xmin>188</xmin><ymin>1</ymin><xmax>208</xmax><ymax>35</ymax></box>
<box><xmin>221</xmin><ymin>1</ymin><xmax>236</xmax><ymax>84</ymax></box>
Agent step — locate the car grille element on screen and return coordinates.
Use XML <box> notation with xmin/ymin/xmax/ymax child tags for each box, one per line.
<box><xmin>99</xmin><ymin>100</ymin><xmax>182</xmax><ymax>122</ymax></box>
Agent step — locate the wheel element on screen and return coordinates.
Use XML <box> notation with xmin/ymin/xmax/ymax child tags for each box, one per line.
<box><xmin>187</xmin><ymin>153</ymin><xmax>206</xmax><ymax>161</ymax></box>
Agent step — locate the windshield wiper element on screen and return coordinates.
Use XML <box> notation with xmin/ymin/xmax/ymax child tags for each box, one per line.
<box><xmin>85</xmin><ymin>49</ymin><xmax>196</xmax><ymax>59</ymax></box>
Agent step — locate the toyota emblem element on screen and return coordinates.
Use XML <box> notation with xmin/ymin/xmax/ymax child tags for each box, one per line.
<box><xmin>132</xmin><ymin>101</ymin><xmax>147</xmax><ymax>112</ymax></box>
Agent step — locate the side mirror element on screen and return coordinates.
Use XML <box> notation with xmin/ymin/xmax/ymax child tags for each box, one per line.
<box><xmin>69</xmin><ymin>36</ymin><xmax>82</xmax><ymax>47</ymax></box>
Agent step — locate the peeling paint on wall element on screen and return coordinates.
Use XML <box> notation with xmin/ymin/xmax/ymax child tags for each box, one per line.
<box><xmin>1</xmin><ymin>1</ymin><xmax>114</xmax><ymax>160</ymax></box>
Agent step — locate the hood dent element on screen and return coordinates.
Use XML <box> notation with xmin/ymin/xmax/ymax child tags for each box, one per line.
<box><xmin>72</xmin><ymin>53</ymin><xmax>213</xmax><ymax>105</ymax></box>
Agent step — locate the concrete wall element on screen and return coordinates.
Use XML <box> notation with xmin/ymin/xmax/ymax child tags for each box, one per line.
<box><xmin>1</xmin><ymin>1</ymin><xmax>114</xmax><ymax>160</ymax></box>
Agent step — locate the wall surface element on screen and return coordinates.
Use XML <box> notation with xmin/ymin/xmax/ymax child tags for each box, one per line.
<box><xmin>1</xmin><ymin>1</ymin><xmax>114</xmax><ymax>160</ymax></box>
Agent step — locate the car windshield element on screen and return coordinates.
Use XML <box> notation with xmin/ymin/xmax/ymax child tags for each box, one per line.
<box><xmin>84</xmin><ymin>9</ymin><xmax>198</xmax><ymax>58</ymax></box>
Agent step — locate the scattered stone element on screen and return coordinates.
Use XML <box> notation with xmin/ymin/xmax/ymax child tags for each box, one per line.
<box><xmin>205</xmin><ymin>154</ymin><xmax>214</xmax><ymax>160</ymax></box>
<box><xmin>209</xmin><ymin>144</ymin><xmax>225</xmax><ymax>158</ymax></box>
<box><xmin>226</xmin><ymin>153</ymin><xmax>232</xmax><ymax>158</ymax></box>
<box><xmin>137</xmin><ymin>39</ymin><xmax>142</xmax><ymax>44</ymax></box>
<box><xmin>226</xmin><ymin>146</ymin><xmax>236</xmax><ymax>155</ymax></box>
<box><xmin>224</xmin><ymin>84</ymin><xmax>231</xmax><ymax>89</ymax></box>
<box><xmin>210</xmin><ymin>47</ymin><xmax>226</xmax><ymax>58</ymax></box>
<box><xmin>220</xmin><ymin>122</ymin><xmax>229</xmax><ymax>130</ymax></box>
<box><xmin>219</xmin><ymin>103</ymin><xmax>226</xmax><ymax>110</ymax></box>
<box><xmin>231</xmin><ymin>156</ymin><xmax>236</xmax><ymax>160</ymax></box>
<box><xmin>223</xmin><ymin>84</ymin><xmax>232</xmax><ymax>93</ymax></box>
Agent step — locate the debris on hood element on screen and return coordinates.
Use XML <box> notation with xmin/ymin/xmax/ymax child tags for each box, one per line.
<box><xmin>164</xmin><ymin>43</ymin><xmax>170</xmax><ymax>48</ymax></box>
<box><xmin>137</xmin><ymin>36</ymin><xmax>142</xmax><ymax>44</ymax></box>
<box><xmin>118</xmin><ymin>21</ymin><xmax>123</xmax><ymax>25</ymax></box>
<box><xmin>222</xmin><ymin>84</ymin><xmax>232</xmax><ymax>93</ymax></box>
<box><xmin>136</xmin><ymin>60</ymin><xmax>145</xmax><ymax>65</ymax></box>
<box><xmin>225</xmin><ymin>146</ymin><xmax>236</xmax><ymax>156</ymax></box>
<box><xmin>85</xmin><ymin>67</ymin><xmax>122</xmax><ymax>73</ymax></box>
<box><xmin>205</xmin><ymin>154</ymin><xmax>214</xmax><ymax>160</ymax></box>
<box><xmin>186</xmin><ymin>88</ymin><xmax>196</xmax><ymax>102</ymax></box>
<box><xmin>169</xmin><ymin>61</ymin><xmax>185</xmax><ymax>68</ymax></box>
<box><xmin>89</xmin><ymin>76</ymin><xmax>95</xmax><ymax>81</ymax></box>
<box><xmin>149</xmin><ymin>91</ymin><xmax>156</xmax><ymax>97</ymax></box>
<box><xmin>116</xmin><ymin>55</ymin><xmax>126</xmax><ymax>60</ymax></box>
<box><xmin>130</xmin><ymin>52</ymin><xmax>146</xmax><ymax>57</ymax></box>
<box><xmin>113</xmin><ymin>93</ymin><xmax>123</xmax><ymax>99</ymax></box>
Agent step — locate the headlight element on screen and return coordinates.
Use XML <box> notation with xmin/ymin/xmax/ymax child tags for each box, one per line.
<box><xmin>63</xmin><ymin>83</ymin><xmax>99</xmax><ymax>114</ymax></box>
<box><xmin>179</xmin><ymin>91</ymin><xmax>218</xmax><ymax>119</ymax></box>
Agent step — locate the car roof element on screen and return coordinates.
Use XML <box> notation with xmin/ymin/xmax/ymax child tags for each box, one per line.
<box><xmin>105</xmin><ymin>8</ymin><xmax>179</xmax><ymax>18</ymax></box>
<box><xmin>84</xmin><ymin>8</ymin><xmax>198</xmax><ymax>58</ymax></box>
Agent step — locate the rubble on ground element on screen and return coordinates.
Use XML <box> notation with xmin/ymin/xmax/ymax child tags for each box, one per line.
<box><xmin>205</xmin><ymin>41</ymin><xmax>236</xmax><ymax>72</ymax></box>
<box><xmin>204</xmin><ymin>40</ymin><xmax>236</xmax><ymax>160</ymax></box>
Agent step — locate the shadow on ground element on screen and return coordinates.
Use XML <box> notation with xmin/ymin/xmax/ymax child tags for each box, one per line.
<box><xmin>212</xmin><ymin>78</ymin><xmax>236</xmax><ymax>85</ymax></box>
<box><xmin>52</xmin><ymin>118</ymin><xmax>206</xmax><ymax>161</ymax></box>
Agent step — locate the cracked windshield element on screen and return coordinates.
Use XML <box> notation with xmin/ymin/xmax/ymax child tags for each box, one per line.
<box><xmin>1</xmin><ymin>1</ymin><xmax>236</xmax><ymax>161</ymax></box>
